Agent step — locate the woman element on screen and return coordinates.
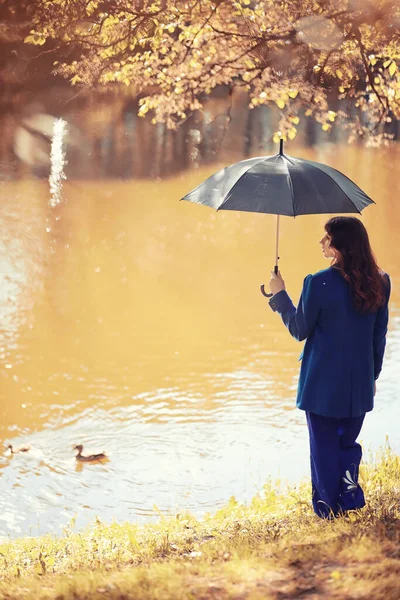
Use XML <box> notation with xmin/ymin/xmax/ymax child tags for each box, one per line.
<box><xmin>268</xmin><ymin>216</ymin><xmax>391</xmax><ymax>518</ymax></box>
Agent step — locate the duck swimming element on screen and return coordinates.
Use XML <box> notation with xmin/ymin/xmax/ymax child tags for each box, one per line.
<box><xmin>74</xmin><ymin>444</ymin><xmax>106</xmax><ymax>462</ymax></box>
<box><xmin>6</xmin><ymin>444</ymin><xmax>31</xmax><ymax>454</ymax></box>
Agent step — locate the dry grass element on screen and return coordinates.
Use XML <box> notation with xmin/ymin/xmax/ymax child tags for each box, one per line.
<box><xmin>1</xmin><ymin>445</ymin><xmax>400</xmax><ymax>599</ymax></box>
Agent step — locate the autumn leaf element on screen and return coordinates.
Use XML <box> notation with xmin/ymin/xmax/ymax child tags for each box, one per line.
<box><xmin>70</xmin><ymin>75</ymin><xmax>82</xmax><ymax>85</ymax></box>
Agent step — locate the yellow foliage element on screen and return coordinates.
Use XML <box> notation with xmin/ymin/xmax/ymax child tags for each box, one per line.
<box><xmin>24</xmin><ymin>34</ymin><xmax>46</xmax><ymax>46</ymax></box>
<box><xmin>85</xmin><ymin>1</ymin><xmax>99</xmax><ymax>16</ymax></box>
<box><xmin>70</xmin><ymin>75</ymin><xmax>82</xmax><ymax>85</ymax></box>
<box><xmin>17</xmin><ymin>0</ymin><xmax>400</xmax><ymax>143</ymax></box>
<box><xmin>330</xmin><ymin>569</ymin><xmax>342</xmax><ymax>580</ymax></box>
<box><xmin>242</xmin><ymin>72</ymin><xmax>254</xmax><ymax>82</ymax></box>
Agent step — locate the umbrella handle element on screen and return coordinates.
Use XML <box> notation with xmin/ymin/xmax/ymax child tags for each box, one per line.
<box><xmin>260</xmin><ymin>265</ymin><xmax>279</xmax><ymax>298</ymax></box>
<box><xmin>260</xmin><ymin>285</ymin><xmax>272</xmax><ymax>298</ymax></box>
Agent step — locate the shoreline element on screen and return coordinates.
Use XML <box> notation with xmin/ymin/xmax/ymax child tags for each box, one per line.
<box><xmin>1</xmin><ymin>446</ymin><xmax>399</xmax><ymax>599</ymax></box>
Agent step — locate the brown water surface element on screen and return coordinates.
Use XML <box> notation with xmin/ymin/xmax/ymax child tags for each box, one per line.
<box><xmin>0</xmin><ymin>145</ymin><xmax>399</xmax><ymax>537</ymax></box>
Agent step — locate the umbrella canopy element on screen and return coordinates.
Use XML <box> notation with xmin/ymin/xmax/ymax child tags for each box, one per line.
<box><xmin>181</xmin><ymin>148</ymin><xmax>374</xmax><ymax>216</ymax></box>
<box><xmin>181</xmin><ymin>141</ymin><xmax>374</xmax><ymax>297</ymax></box>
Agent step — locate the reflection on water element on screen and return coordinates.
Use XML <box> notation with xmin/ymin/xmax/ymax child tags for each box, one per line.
<box><xmin>0</xmin><ymin>145</ymin><xmax>399</xmax><ymax>538</ymax></box>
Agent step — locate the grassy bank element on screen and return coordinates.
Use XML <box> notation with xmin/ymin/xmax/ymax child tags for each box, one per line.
<box><xmin>1</xmin><ymin>447</ymin><xmax>400</xmax><ymax>600</ymax></box>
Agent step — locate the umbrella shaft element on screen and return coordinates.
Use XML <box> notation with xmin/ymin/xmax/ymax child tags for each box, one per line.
<box><xmin>275</xmin><ymin>215</ymin><xmax>280</xmax><ymax>272</ymax></box>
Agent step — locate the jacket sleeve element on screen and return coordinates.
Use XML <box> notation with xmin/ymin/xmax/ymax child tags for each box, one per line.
<box><xmin>268</xmin><ymin>274</ymin><xmax>320</xmax><ymax>342</ymax></box>
<box><xmin>373</xmin><ymin>274</ymin><xmax>391</xmax><ymax>380</ymax></box>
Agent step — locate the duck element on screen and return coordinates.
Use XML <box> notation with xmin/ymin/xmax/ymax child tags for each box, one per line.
<box><xmin>6</xmin><ymin>443</ymin><xmax>31</xmax><ymax>454</ymax></box>
<box><xmin>74</xmin><ymin>444</ymin><xmax>107</xmax><ymax>462</ymax></box>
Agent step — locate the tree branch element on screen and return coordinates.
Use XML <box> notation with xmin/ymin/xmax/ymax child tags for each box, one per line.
<box><xmin>353</xmin><ymin>26</ymin><xmax>388</xmax><ymax>114</ymax></box>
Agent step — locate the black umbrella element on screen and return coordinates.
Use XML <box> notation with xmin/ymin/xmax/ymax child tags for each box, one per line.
<box><xmin>181</xmin><ymin>140</ymin><xmax>374</xmax><ymax>297</ymax></box>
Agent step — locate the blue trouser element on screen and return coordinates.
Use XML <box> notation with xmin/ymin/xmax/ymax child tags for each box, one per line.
<box><xmin>306</xmin><ymin>412</ymin><xmax>366</xmax><ymax>518</ymax></box>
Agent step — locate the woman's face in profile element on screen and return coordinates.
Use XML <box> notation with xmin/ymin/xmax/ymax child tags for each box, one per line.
<box><xmin>319</xmin><ymin>232</ymin><xmax>336</xmax><ymax>259</ymax></box>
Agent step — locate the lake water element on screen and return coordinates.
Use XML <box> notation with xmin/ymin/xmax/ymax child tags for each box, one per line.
<box><xmin>0</xmin><ymin>144</ymin><xmax>399</xmax><ymax>538</ymax></box>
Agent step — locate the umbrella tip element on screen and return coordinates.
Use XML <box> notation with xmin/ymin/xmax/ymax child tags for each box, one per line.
<box><xmin>279</xmin><ymin>139</ymin><xmax>284</xmax><ymax>155</ymax></box>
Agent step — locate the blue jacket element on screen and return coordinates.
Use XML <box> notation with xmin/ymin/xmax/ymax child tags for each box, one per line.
<box><xmin>269</xmin><ymin>267</ymin><xmax>391</xmax><ymax>418</ymax></box>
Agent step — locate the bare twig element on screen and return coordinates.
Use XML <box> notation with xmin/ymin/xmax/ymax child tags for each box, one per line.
<box><xmin>353</xmin><ymin>26</ymin><xmax>388</xmax><ymax>114</ymax></box>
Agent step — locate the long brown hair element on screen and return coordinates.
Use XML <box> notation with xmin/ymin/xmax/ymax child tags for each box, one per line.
<box><xmin>325</xmin><ymin>216</ymin><xmax>387</xmax><ymax>313</ymax></box>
